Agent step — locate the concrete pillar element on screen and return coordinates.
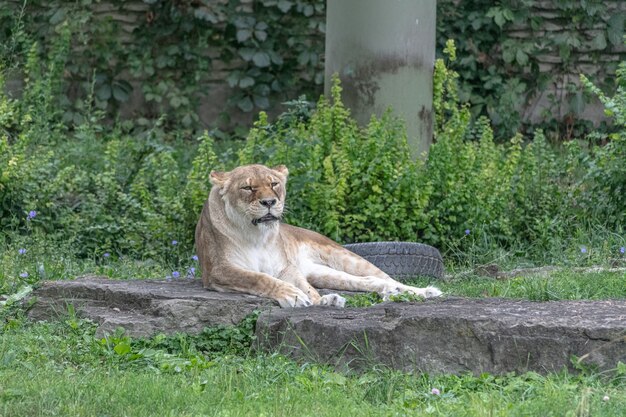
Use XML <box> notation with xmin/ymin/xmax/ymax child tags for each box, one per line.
<box><xmin>325</xmin><ymin>0</ymin><xmax>436</xmax><ymax>158</ymax></box>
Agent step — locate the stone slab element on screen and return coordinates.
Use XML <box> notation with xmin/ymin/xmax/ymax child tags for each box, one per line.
<box><xmin>256</xmin><ymin>297</ymin><xmax>626</xmax><ymax>375</ymax></box>
<box><xmin>27</xmin><ymin>276</ymin><xmax>276</xmax><ymax>337</ymax></box>
<box><xmin>27</xmin><ymin>277</ymin><xmax>626</xmax><ymax>375</ymax></box>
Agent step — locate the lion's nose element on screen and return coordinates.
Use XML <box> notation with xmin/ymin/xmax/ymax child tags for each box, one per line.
<box><xmin>260</xmin><ymin>198</ymin><xmax>277</xmax><ymax>208</ymax></box>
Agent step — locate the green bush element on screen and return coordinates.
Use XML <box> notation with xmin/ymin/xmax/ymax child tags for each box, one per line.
<box><xmin>579</xmin><ymin>61</ymin><xmax>626</xmax><ymax>226</ymax></box>
<box><xmin>237</xmin><ymin>78</ymin><xmax>430</xmax><ymax>243</ymax></box>
<box><xmin>423</xmin><ymin>41</ymin><xmax>625</xmax><ymax>257</ymax></box>
<box><xmin>1</xmin><ymin>38</ymin><xmax>624</xmax><ymax>266</ymax></box>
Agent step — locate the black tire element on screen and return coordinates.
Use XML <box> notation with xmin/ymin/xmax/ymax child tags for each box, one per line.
<box><xmin>342</xmin><ymin>241</ymin><xmax>444</xmax><ymax>281</ymax></box>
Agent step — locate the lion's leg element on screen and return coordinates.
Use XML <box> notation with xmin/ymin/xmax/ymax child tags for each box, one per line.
<box><xmin>307</xmin><ymin>265</ymin><xmax>442</xmax><ymax>299</ymax></box>
<box><xmin>318</xmin><ymin>246</ymin><xmax>392</xmax><ymax>280</ymax></box>
<box><xmin>277</xmin><ymin>265</ymin><xmax>324</xmax><ymax>305</ymax></box>
<box><xmin>209</xmin><ymin>265</ymin><xmax>312</xmax><ymax>308</ymax></box>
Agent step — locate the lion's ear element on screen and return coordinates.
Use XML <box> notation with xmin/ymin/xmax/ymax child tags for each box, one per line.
<box><xmin>209</xmin><ymin>170</ymin><xmax>229</xmax><ymax>187</ymax></box>
<box><xmin>272</xmin><ymin>165</ymin><xmax>289</xmax><ymax>177</ymax></box>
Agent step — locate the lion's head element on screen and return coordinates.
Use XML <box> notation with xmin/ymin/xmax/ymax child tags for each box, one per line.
<box><xmin>209</xmin><ymin>164</ymin><xmax>288</xmax><ymax>227</ymax></box>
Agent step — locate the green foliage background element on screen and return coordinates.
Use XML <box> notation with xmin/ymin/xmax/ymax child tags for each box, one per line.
<box><xmin>1</xmin><ymin>0</ymin><xmax>623</xmax><ymax>138</ymax></box>
<box><xmin>0</xmin><ymin>0</ymin><xmax>326</xmax><ymax>133</ymax></box>
<box><xmin>1</xmin><ymin>34</ymin><xmax>625</xmax><ymax>267</ymax></box>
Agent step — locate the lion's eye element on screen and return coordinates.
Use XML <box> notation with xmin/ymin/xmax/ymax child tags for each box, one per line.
<box><xmin>241</xmin><ymin>186</ymin><xmax>253</xmax><ymax>191</ymax></box>
<box><xmin>271</xmin><ymin>182</ymin><xmax>279</xmax><ymax>188</ymax></box>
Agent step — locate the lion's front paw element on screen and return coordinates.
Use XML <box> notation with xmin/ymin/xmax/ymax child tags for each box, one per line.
<box><xmin>276</xmin><ymin>287</ymin><xmax>312</xmax><ymax>308</ymax></box>
<box><xmin>319</xmin><ymin>293</ymin><xmax>346</xmax><ymax>308</ymax></box>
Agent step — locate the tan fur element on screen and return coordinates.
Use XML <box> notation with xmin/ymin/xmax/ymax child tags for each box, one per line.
<box><xmin>195</xmin><ymin>164</ymin><xmax>442</xmax><ymax>308</ymax></box>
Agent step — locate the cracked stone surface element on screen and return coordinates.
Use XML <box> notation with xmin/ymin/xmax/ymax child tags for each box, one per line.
<box><xmin>27</xmin><ymin>276</ymin><xmax>276</xmax><ymax>337</ymax></box>
<box><xmin>256</xmin><ymin>297</ymin><xmax>626</xmax><ymax>375</ymax></box>
<box><xmin>27</xmin><ymin>277</ymin><xmax>626</xmax><ymax>375</ymax></box>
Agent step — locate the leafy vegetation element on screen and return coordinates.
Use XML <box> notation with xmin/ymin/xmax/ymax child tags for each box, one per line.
<box><xmin>1</xmin><ymin>35</ymin><xmax>625</xmax><ymax>272</ymax></box>
<box><xmin>1</xmin><ymin>1</ymin><xmax>623</xmax><ymax>138</ymax></box>
<box><xmin>0</xmin><ymin>0</ymin><xmax>325</xmax><ymax>133</ymax></box>
<box><xmin>438</xmin><ymin>0</ymin><xmax>625</xmax><ymax>139</ymax></box>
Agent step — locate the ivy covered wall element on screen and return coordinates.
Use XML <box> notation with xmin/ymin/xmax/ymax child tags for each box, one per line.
<box><xmin>438</xmin><ymin>0</ymin><xmax>626</xmax><ymax>139</ymax></box>
<box><xmin>1</xmin><ymin>0</ymin><xmax>624</xmax><ymax>140</ymax></box>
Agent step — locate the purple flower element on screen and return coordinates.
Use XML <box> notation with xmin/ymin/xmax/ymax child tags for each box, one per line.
<box><xmin>27</xmin><ymin>210</ymin><xmax>37</xmax><ymax>219</ymax></box>
<box><xmin>19</xmin><ymin>272</ymin><xmax>28</xmax><ymax>278</ymax></box>
<box><xmin>465</xmin><ymin>229</ymin><xmax>470</xmax><ymax>235</ymax></box>
<box><xmin>431</xmin><ymin>388</ymin><xmax>440</xmax><ymax>395</ymax></box>
<box><xmin>172</xmin><ymin>240</ymin><xmax>178</xmax><ymax>246</ymax></box>
<box><xmin>103</xmin><ymin>252</ymin><xmax>110</xmax><ymax>258</ymax></box>
<box><xmin>187</xmin><ymin>267</ymin><xmax>196</xmax><ymax>278</ymax></box>
<box><xmin>191</xmin><ymin>255</ymin><xmax>199</xmax><ymax>261</ymax></box>
<box><xmin>580</xmin><ymin>246</ymin><xmax>587</xmax><ymax>254</ymax></box>
<box><xmin>18</xmin><ymin>248</ymin><xmax>27</xmax><ymax>255</ymax></box>
<box><xmin>172</xmin><ymin>271</ymin><xmax>180</xmax><ymax>279</ymax></box>
<box><xmin>620</xmin><ymin>247</ymin><xmax>625</xmax><ymax>254</ymax></box>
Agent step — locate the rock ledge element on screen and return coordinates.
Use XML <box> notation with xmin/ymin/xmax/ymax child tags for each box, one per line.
<box><xmin>27</xmin><ymin>277</ymin><xmax>626</xmax><ymax>374</ymax></box>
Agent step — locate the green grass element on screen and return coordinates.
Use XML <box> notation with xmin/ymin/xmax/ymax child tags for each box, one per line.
<box><xmin>342</xmin><ymin>269</ymin><xmax>626</xmax><ymax>307</ymax></box>
<box><xmin>1</xmin><ymin>320</ymin><xmax>625</xmax><ymax>417</ymax></box>
<box><xmin>0</xmin><ymin>237</ymin><xmax>194</xmax><ymax>295</ymax></box>
<box><xmin>407</xmin><ymin>269</ymin><xmax>626</xmax><ymax>301</ymax></box>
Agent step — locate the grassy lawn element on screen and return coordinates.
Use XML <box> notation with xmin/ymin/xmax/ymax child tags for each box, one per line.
<box><xmin>410</xmin><ymin>269</ymin><xmax>626</xmax><ymax>301</ymax></box>
<box><xmin>2</xmin><ymin>246</ymin><xmax>626</xmax><ymax>416</ymax></box>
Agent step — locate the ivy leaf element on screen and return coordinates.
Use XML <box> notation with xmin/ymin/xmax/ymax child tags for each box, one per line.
<box><xmin>171</xmin><ymin>96</ymin><xmax>183</xmax><ymax>108</ymax></box>
<box><xmin>96</xmin><ymin>84</ymin><xmax>111</xmax><ymax>101</ymax></box>
<box><xmin>486</xmin><ymin>7</ymin><xmax>506</xmax><ymax>28</ymax></box>
<box><xmin>254</xmin><ymin>30</ymin><xmax>268</xmax><ymax>42</ymax></box>
<box><xmin>112</xmin><ymin>81</ymin><xmax>132</xmax><ymax>102</ymax></box>
<box><xmin>237</xmin><ymin>96</ymin><xmax>254</xmax><ymax>112</ymax></box>
<box><xmin>236</xmin><ymin>29</ymin><xmax>252</xmax><ymax>43</ymax></box>
<box><xmin>193</xmin><ymin>9</ymin><xmax>218</xmax><ymax>23</ymax></box>
<box><xmin>590</xmin><ymin>32</ymin><xmax>607</xmax><ymax>51</ymax></box>
<box><xmin>239</xmin><ymin>76</ymin><xmax>255</xmax><ymax>88</ymax></box>
<box><xmin>253</xmin><ymin>95</ymin><xmax>270</xmax><ymax>109</ymax></box>
<box><xmin>559</xmin><ymin>44</ymin><xmax>571</xmax><ymax>62</ymax></box>
<box><xmin>269</xmin><ymin>51</ymin><xmax>284</xmax><ymax>65</ymax></box>
<box><xmin>156</xmin><ymin>55</ymin><xmax>170</xmax><ymax>69</ymax></box>
<box><xmin>227</xmin><ymin>72</ymin><xmax>241</xmax><ymax>87</ymax></box>
<box><xmin>607</xmin><ymin>14</ymin><xmax>625</xmax><ymax>46</ymax></box>
<box><xmin>297</xmin><ymin>51</ymin><xmax>310</xmax><ymax>65</ymax></box>
<box><xmin>303</xmin><ymin>5</ymin><xmax>314</xmax><ymax>17</ymax></box>
<box><xmin>254</xmin><ymin>83</ymin><xmax>271</xmax><ymax>96</ymax></box>
<box><xmin>49</xmin><ymin>8</ymin><xmax>66</xmax><ymax>25</ymax></box>
<box><xmin>566</xmin><ymin>34</ymin><xmax>581</xmax><ymax>48</ymax></box>
<box><xmin>238</xmin><ymin>48</ymin><xmax>255</xmax><ymax>61</ymax></box>
<box><xmin>271</xmin><ymin>79</ymin><xmax>282</xmax><ymax>92</ymax></box>
<box><xmin>252</xmin><ymin>52</ymin><xmax>271</xmax><ymax>67</ymax></box>
<box><xmin>515</xmin><ymin>49</ymin><xmax>528</xmax><ymax>66</ymax></box>
<box><xmin>277</xmin><ymin>0</ymin><xmax>293</xmax><ymax>13</ymax></box>
<box><xmin>502</xmin><ymin>48</ymin><xmax>515</xmax><ymax>64</ymax></box>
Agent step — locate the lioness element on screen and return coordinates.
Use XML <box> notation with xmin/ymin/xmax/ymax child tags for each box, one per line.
<box><xmin>195</xmin><ymin>164</ymin><xmax>442</xmax><ymax>307</ymax></box>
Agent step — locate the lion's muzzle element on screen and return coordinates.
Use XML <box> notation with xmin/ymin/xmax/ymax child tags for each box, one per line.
<box><xmin>251</xmin><ymin>213</ymin><xmax>280</xmax><ymax>226</ymax></box>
